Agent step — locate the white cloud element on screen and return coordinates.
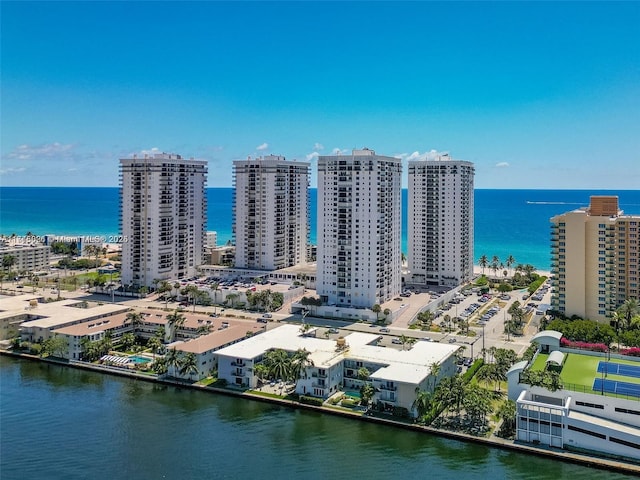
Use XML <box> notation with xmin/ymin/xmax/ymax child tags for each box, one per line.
<box><xmin>396</xmin><ymin>149</ymin><xmax>446</xmax><ymax>162</ymax></box>
<box><xmin>0</xmin><ymin>167</ymin><xmax>26</xmax><ymax>175</ymax></box>
<box><xmin>256</xmin><ymin>143</ymin><xmax>269</xmax><ymax>151</ymax></box>
<box><xmin>5</xmin><ymin>142</ymin><xmax>75</xmax><ymax>161</ymax></box>
<box><xmin>495</xmin><ymin>162</ymin><xmax>510</xmax><ymax>168</ymax></box>
<box><xmin>331</xmin><ymin>148</ymin><xmax>349</xmax><ymax>155</ymax></box>
<box><xmin>67</xmin><ymin>167</ymin><xmax>78</xmax><ymax>172</ymax></box>
<box><xmin>313</xmin><ymin>143</ymin><xmax>324</xmax><ymax>151</ymax></box>
<box><xmin>139</xmin><ymin>147</ymin><xmax>162</xmax><ymax>155</ymax></box>
<box><xmin>305</xmin><ymin>151</ymin><xmax>319</xmax><ymax>162</ymax></box>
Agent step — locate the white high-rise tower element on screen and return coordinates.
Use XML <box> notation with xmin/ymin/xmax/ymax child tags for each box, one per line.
<box><xmin>317</xmin><ymin>148</ymin><xmax>402</xmax><ymax>308</ymax></box>
<box><xmin>408</xmin><ymin>154</ymin><xmax>474</xmax><ymax>287</ymax></box>
<box><xmin>120</xmin><ymin>153</ymin><xmax>207</xmax><ymax>288</ymax></box>
<box><xmin>233</xmin><ymin>155</ymin><xmax>310</xmax><ymax>270</ymax></box>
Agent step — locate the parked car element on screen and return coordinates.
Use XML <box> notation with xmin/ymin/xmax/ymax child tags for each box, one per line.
<box><xmin>380</xmin><ymin>327</ymin><xmax>390</xmax><ymax>333</ymax></box>
<box><xmin>257</xmin><ymin>318</ymin><xmax>268</xmax><ymax>323</ymax></box>
<box><xmin>391</xmin><ymin>338</ymin><xmax>402</xmax><ymax>344</ymax></box>
<box><xmin>328</xmin><ymin>328</ymin><xmax>339</xmax><ymax>334</ymax></box>
<box><xmin>263</xmin><ymin>313</ymin><xmax>273</xmax><ymax>318</ymax></box>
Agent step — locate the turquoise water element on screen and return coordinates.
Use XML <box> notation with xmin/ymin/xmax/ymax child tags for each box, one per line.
<box><xmin>345</xmin><ymin>390</ymin><xmax>362</xmax><ymax>398</ymax></box>
<box><xmin>1</xmin><ymin>187</ymin><xmax>639</xmax><ymax>270</ymax></box>
<box><xmin>2</xmin><ymin>356</ymin><xmax>635</xmax><ymax>480</ymax></box>
<box><xmin>129</xmin><ymin>355</ymin><xmax>151</xmax><ymax>364</ymax></box>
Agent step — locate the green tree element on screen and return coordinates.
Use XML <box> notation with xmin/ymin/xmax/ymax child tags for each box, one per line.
<box><xmin>147</xmin><ymin>336</ymin><xmax>162</xmax><ymax>360</ymax></box>
<box><xmin>165</xmin><ymin>348</ymin><xmax>182</xmax><ymax>378</ymax></box>
<box><xmin>290</xmin><ymin>348</ymin><xmax>314</xmax><ymax>382</ymax></box>
<box><xmin>254</xmin><ymin>363</ymin><xmax>270</xmax><ymax>385</ymax></box>
<box><xmin>179</xmin><ymin>352</ymin><xmax>199</xmax><ymax>381</ymax></box>
<box><xmin>357</xmin><ymin>367</ymin><xmax>370</xmax><ymax>381</ymax></box>
<box><xmin>3</xmin><ymin>255</ymin><xmax>16</xmax><ymax>274</ymax></box>
<box><xmin>618</xmin><ymin>298</ymin><xmax>640</xmax><ymax>332</ymax></box>
<box><xmin>120</xmin><ymin>332</ymin><xmax>136</xmax><ymax>351</ymax></box>
<box><xmin>42</xmin><ymin>335</ymin><xmax>68</xmax><ymax>358</ymax></box>
<box><xmin>463</xmin><ymin>383</ymin><xmax>493</xmax><ymax>427</ymax></box>
<box><xmin>263</xmin><ymin>349</ymin><xmax>290</xmax><ymax>381</ymax></box>
<box><xmin>166</xmin><ymin>310</ymin><xmax>186</xmax><ymax>342</ymax></box>
<box><xmin>125</xmin><ymin>311</ymin><xmax>144</xmax><ymax>337</ymax></box>
<box><xmin>429</xmin><ymin>361</ymin><xmax>441</xmax><ymax>391</ymax></box>
<box><xmin>497</xmin><ymin>400</ymin><xmax>517</xmax><ymax>437</ymax></box>
<box><xmin>372</xmin><ymin>304</ymin><xmax>381</xmax><ymax>321</ymax></box>
<box><xmin>360</xmin><ymin>382</ymin><xmax>375</xmax><ymax>406</ymax></box>
<box><xmin>478</xmin><ymin>255</ymin><xmax>488</xmax><ymax>275</ymax></box>
<box><xmin>434</xmin><ymin>375</ymin><xmax>465</xmax><ymax>418</ymax></box>
<box><xmin>506</xmin><ymin>255</ymin><xmax>516</xmax><ymax>275</ymax></box>
<box><xmin>412</xmin><ymin>389</ymin><xmax>433</xmax><ymax>421</ymax></box>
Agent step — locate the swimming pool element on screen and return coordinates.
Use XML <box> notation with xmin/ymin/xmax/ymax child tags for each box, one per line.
<box><xmin>344</xmin><ymin>390</ymin><xmax>361</xmax><ymax>399</ymax></box>
<box><xmin>129</xmin><ymin>355</ymin><xmax>151</xmax><ymax>364</ymax></box>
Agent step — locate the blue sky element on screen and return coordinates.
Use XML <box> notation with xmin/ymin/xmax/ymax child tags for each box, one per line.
<box><xmin>1</xmin><ymin>1</ymin><xmax>639</xmax><ymax>188</ymax></box>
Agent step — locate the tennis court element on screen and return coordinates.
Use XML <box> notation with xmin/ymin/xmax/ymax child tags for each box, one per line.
<box><xmin>593</xmin><ymin>378</ymin><xmax>640</xmax><ymax>397</ymax></box>
<box><xmin>596</xmin><ymin>361</ymin><xmax>640</xmax><ymax>378</ymax></box>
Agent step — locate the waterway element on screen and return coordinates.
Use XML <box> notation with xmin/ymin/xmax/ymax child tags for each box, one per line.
<box><xmin>0</xmin><ymin>356</ymin><xmax>635</xmax><ymax>480</ymax></box>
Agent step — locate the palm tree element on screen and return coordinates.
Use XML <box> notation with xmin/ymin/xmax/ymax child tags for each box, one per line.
<box><xmin>254</xmin><ymin>363</ymin><xmax>269</xmax><ymax>386</ymax></box>
<box><xmin>412</xmin><ymin>389</ymin><xmax>433</xmax><ymax>420</ymax></box>
<box><xmin>147</xmin><ymin>336</ymin><xmax>162</xmax><ymax>360</ymax></box>
<box><xmin>371</xmin><ymin>304</ymin><xmax>381</xmax><ymax>321</ymax></box>
<box><xmin>166</xmin><ymin>310</ymin><xmax>186</xmax><ymax>342</ymax></box>
<box><xmin>3</xmin><ymin>254</ymin><xmax>16</xmax><ymax>274</ymax></box>
<box><xmin>491</xmin><ymin>255</ymin><xmax>500</xmax><ymax>277</ymax></box>
<box><xmin>399</xmin><ymin>334</ymin><xmax>410</xmax><ymax>351</ymax></box>
<box><xmin>264</xmin><ymin>349</ymin><xmax>290</xmax><ymax>382</ymax></box>
<box><xmin>357</xmin><ymin>367</ymin><xmax>371</xmax><ymax>381</ymax></box>
<box><xmin>429</xmin><ymin>361</ymin><xmax>441</xmax><ymax>391</ymax></box>
<box><xmin>497</xmin><ymin>399</ymin><xmax>517</xmax><ymax>435</ymax></box>
<box><xmin>290</xmin><ymin>348</ymin><xmax>314</xmax><ymax>382</ymax></box>
<box><xmin>125</xmin><ymin>311</ymin><xmax>144</xmax><ymax>337</ymax></box>
<box><xmin>506</xmin><ymin>255</ymin><xmax>516</xmax><ymax>275</ymax></box>
<box><xmin>618</xmin><ymin>298</ymin><xmax>640</xmax><ymax>332</ymax></box>
<box><xmin>225</xmin><ymin>293</ymin><xmax>239</xmax><ymax>308</ymax></box>
<box><xmin>478</xmin><ymin>255</ymin><xmax>488</xmax><ymax>275</ymax></box>
<box><xmin>165</xmin><ymin>347</ymin><xmax>181</xmax><ymax>378</ymax></box>
<box><xmin>179</xmin><ymin>352</ymin><xmax>199</xmax><ymax>381</ymax></box>
<box><xmin>157</xmin><ymin>280</ymin><xmax>172</xmax><ymax>308</ymax></box>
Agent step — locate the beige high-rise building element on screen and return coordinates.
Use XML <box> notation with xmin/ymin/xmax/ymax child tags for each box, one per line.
<box><xmin>550</xmin><ymin>196</ymin><xmax>639</xmax><ymax>322</ymax></box>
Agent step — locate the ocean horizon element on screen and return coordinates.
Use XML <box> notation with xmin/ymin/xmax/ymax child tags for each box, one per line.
<box><xmin>2</xmin><ymin>187</ymin><xmax>639</xmax><ymax>271</ymax></box>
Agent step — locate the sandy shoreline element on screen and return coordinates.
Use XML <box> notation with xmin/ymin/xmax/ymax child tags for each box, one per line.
<box><xmin>473</xmin><ymin>265</ymin><xmax>551</xmax><ymax>278</ymax></box>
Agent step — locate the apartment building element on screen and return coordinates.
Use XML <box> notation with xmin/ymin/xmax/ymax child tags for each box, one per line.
<box><xmin>550</xmin><ymin>196</ymin><xmax>639</xmax><ymax>322</ymax></box>
<box><xmin>408</xmin><ymin>154</ymin><xmax>474</xmax><ymax>287</ymax></box>
<box><xmin>0</xmin><ymin>243</ymin><xmax>50</xmax><ymax>273</ymax></box>
<box><xmin>233</xmin><ymin>156</ymin><xmax>310</xmax><ymax>270</ymax></box>
<box><xmin>317</xmin><ymin>148</ymin><xmax>402</xmax><ymax>308</ymax></box>
<box><xmin>215</xmin><ymin>324</ymin><xmax>459</xmax><ymax>416</ymax></box>
<box><xmin>120</xmin><ymin>153</ymin><xmax>207</xmax><ymax>288</ymax></box>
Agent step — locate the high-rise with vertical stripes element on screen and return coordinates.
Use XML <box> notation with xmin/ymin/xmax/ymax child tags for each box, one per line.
<box><xmin>233</xmin><ymin>155</ymin><xmax>310</xmax><ymax>270</ymax></box>
<box><xmin>408</xmin><ymin>154</ymin><xmax>474</xmax><ymax>287</ymax></box>
<box><xmin>120</xmin><ymin>153</ymin><xmax>207</xmax><ymax>288</ymax></box>
<box><xmin>316</xmin><ymin>148</ymin><xmax>402</xmax><ymax>308</ymax></box>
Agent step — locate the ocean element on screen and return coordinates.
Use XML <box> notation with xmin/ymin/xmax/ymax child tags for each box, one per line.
<box><xmin>1</xmin><ymin>187</ymin><xmax>639</xmax><ymax>270</ymax></box>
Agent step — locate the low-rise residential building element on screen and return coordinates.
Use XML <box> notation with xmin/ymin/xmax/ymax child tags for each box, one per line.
<box><xmin>215</xmin><ymin>324</ymin><xmax>459</xmax><ymax>417</ymax></box>
<box><xmin>166</xmin><ymin>324</ymin><xmax>259</xmax><ymax>380</ymax></box>
<box><xmin>508</xmin><ymin>330</ymin><xmax>640</xmax><ymax>461</ymax></box>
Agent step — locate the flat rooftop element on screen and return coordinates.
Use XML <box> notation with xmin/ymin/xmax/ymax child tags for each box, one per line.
<box><xmin>216</xmin><ymin>324</ymin><xmax>460</xmax><ymax>384</ymax></box>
